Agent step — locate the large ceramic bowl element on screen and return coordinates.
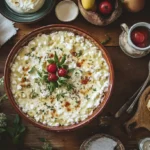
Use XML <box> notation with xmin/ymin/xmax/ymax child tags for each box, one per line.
<box><xmin>0</xmin><ymin>0</ymin><xmax>55</xmax><ymax>23</ymax></box>
<box><xmin>4</xmin><ymin>24</ymin><xmax>114</xmax><ymax>131</ymax></box>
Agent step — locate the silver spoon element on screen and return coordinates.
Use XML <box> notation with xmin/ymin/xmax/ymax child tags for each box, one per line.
<box><xmin>115</xmin><ymin>85</ymin><xmax>143</xmax><ymax>118</ymax></box>
<box><xmin>115</xmin><ymin>61</ymin><xmax>150</xmax><ymax>118</ymax></box>
<box><xmin>127</xmin><ymin>60</ymin><xmax>150</xmax><ymax>114</ymax></box>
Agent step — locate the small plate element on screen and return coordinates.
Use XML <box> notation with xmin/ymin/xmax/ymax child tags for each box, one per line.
<box><xmin>0</xmin><ymin>0</ymin><xmax>55</xmax><ymax>23</ymax></box>
<box><xmin>55</xmin><ymin>0</ymin><xmax>79</xmax><ymax>22</ymax></box>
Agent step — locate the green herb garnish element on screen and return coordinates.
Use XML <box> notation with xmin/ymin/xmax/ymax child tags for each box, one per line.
<box><xmin>101</xmin><ymin>34</ymin><xmax>111</xmax><ymax>45</ymax></box>
<box><xmin>56</xmin><ymin>93</ymin><xmax>66</xmax><ymax>100</ymax></box>
<box><xmin>30</xmin><ymin>90</ymin><xmax>38</xmax><ymax>99</ymax></box>
<box><xmin>28</xmin><ymin>66</ymin><xmax>36</xmax><ymax>74</ymax></box>
<box><xmin>6</xmin><ymin>115</ymin><xmax>26</xmax><ymax>145</ymax></box>
<box><xmin>76</xmin><ymin>50</ymin><xmax>83</xmax><ymax>57</ymax></box>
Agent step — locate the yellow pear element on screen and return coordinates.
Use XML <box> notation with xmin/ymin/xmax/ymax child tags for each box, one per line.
<box><xmin>81</xmin><ymin>0</ymin><xmax>95</xmax><ymax>10</ymax></box>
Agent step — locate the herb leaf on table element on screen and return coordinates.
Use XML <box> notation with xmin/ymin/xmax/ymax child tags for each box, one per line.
<box><xmin>6</xmin><ymin>115</ymin><xmax>26</xmax><ymax>144</ymax></box>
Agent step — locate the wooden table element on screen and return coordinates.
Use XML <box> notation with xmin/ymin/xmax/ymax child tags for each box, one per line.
<box><xmin>1</xmin><ymin>0</ymin><xmax>150</xmax><ymax>149</ymax></box>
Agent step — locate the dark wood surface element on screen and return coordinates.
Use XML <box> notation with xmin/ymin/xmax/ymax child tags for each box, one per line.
<box><xmin>1</xmin><ymin>0</ymin><xmax>150</xmax><ymax>149</ymax></box>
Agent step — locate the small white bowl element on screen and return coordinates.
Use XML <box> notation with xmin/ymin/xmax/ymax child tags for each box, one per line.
<box><xmin>55</xmin><ymin>0</ymin><xmax>79</xmax><ymax>22</ymax></box>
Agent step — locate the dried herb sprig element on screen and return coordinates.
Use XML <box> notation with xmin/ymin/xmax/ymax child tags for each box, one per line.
<box><xmin>101</xmin><ymin>34</ymin><xmax>111</xmax><ymax>45</ymax></box>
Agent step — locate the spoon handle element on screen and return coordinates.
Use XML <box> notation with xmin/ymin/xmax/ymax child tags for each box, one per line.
<box><xmin>126</xmin><ymin>75</ymin><xmax>150</xmax><ymax>114</ymax></box>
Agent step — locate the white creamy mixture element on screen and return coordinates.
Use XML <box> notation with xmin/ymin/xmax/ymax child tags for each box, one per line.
<box><xmin>5</xmin><ymin>0</ymin><xmax>45</xmax><ymax>13</ymax></box>
<box><xmin>10</xmin><ymin>31</ymin><xmax>110</xmax><ymax>127</ymax></box>
<box><xmin>87</xmin><ymin>137</ymin><xmax>117</xmax><ymax>150</ymax></box>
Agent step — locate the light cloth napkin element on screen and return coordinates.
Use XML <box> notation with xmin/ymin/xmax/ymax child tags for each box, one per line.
<box><xmin>0</xmin><ymin>14</ymin><xmax>18</xmax><ymax>47</ymax></box>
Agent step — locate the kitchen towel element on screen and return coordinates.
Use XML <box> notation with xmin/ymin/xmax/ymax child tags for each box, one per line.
<box><xmin>0</xmin><ymin>14</ymin><xmax>18</xmax><ymax>47</ymax></box>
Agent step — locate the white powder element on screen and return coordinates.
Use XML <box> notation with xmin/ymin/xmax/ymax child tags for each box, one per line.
<box><xmin>55</xmin><ymin>0</ymin><xmax>78</xmax><ymax>22</ymax></box>
<box><xmin>87</xmin><ymin>137</ymin><xmax>117</xmax><ymax>150</ymax></box>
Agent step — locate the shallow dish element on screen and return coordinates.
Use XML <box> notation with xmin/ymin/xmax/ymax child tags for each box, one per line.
<box><xmin>0</xmin><ymin>0</ymin><xmax>55</xmax><ymax>23</ymax></box>
<box><xmin>80</xmin><ymin>134</ymin><xmax>125</xmax><ymax>150</ymax></box>
<box><xmin>4</xmin><ymin>24</ymin><xmax>114</xmax><ymax>131</ymax></box>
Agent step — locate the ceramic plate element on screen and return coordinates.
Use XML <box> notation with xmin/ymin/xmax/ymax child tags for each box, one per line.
<box><xmin>4</xmin><ymin>24</ymin><xmax>114</xmax><ymax>131</ymax></box>
<box><xmin>0</xmin><ymin>0</ymin><xmax>55</xmax><ymax>23</ymax></box>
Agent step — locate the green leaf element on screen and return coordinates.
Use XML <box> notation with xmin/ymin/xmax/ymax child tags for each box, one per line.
<box><xmin>6</xmin><ymin>127</ymin><xmax>15</xmax><ymax>137</ymax></box>
<box><xmin>13</xmin><ymin>115</ymin><xmax>20</xmax><ymax>125</ymax></box>
<box><xmin>61</xmin><ymin>64</ymin><xmax>68</xmax><ymax>69</ymax></box>
<box><xmin>12</xmin><ymin>134</ymin><xmax>20</xmax><ymax>144</ymax></box>
<box><xmin>19</xmin><ymin>125</ymin><xmax>26</xmax><ymax>133</ymax></box>
<box><xmin>37</xmin><ymin>70</ymin><xmax>42</xmax><ymax>78</ymax></box>
<box><xmin>60</xmin><ymin>55</ymin><xmax>66</xmax><ymax>65</ymax></box>
<box><xmin>76</xmin><ymin>50</ymin><xmax>82</xmax><ymax>57</ymax></box>
<box><xmin>67</xmin><ymin>84</ymin><xmax>75</xmax><ymax>91</ymax></box>
<box><xmin>0</xmin><ymin>128</ymin><xmax>6</xmax><ymax>133</ymax></box>
<box><xmin>68</xmin><ymin>68</ymin><xmax>75</xmax><ymax>73</ymax></box>
<box><xmin>54</xmin><ymin>52</ymin><xmax>59</xmax><ymax>64</ymax></box>
<box><xmin>59</xmin><ymin>77</ymin><xmax>68</xmax><ymax>81</ymax></box>
<box><xmin>42</xmin><ymin>75</ymin><xmax>48</xmax><ymax>82</ymax></box>
<box><xmin>28</xmin><ymin>66</ymin><xmax>36</xmax><ymax>74</ymax></box>
<box><xmin>30</xmin><ymin>90</ymin><xmax>38</xmax><ymax>99</ymax></box>
<box><xmin>56</xmin><ymin>93</ymin><xmax>66</xmax><ymax>100</ymax></box>
<box><xmin>6</xmin><ymin>115</ymin><xmax>26</xmax><ymax>145</ymax></box>
<box><xmin>47</xmin><ymin>82</ymin><xmax>58</xmax><ymax>93</ymax></box>
<box><xmin>101</xmin><ymin>34</ymin><xmax>111</xmax><ymax>45</ymax></box>
<box><xmin>47</xmin><ymin>59</ymin><xmax>55</xmax><ymax>64</ymax></box>
<box><xmin>39</xmin><ymin>137</ymin><xmax>46</xmax><ymax>142</ymax></box>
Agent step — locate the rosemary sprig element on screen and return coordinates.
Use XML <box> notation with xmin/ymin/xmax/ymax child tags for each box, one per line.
<box><xmin>6</xmin><ymin>115</ymin><xmax>26</xmax><ymax>145</ymax></box>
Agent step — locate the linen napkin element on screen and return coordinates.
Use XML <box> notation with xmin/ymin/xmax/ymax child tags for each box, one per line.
<box><xmin>0</xmin><ymin>14</ymin><xmax>18</xmax><ymax>47</ymax></box>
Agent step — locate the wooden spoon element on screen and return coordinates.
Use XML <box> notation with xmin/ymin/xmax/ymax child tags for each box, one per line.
<box><xmin>125</xmin><ymin>86</ymin><xmax>150</xmax><ymax>132</ymax></box>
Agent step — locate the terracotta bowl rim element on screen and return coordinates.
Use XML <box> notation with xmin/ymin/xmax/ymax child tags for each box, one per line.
<box><xmin>4</xmin><ymin>24</ymin><xmax>114</xmax><ymax>132</ymax></box>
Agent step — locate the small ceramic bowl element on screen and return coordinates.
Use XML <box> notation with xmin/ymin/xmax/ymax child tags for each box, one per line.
<box><xmin>128</xmin><ymin>22</ymin><xmax>150</xmax><ymax>51</ymax></box>
<box><xmin>55</xmin><ymin>0</ymin><xmax>79</xmax><ymax>22</ymax></box>
<box><xmin>0</xmin><ymin>0</ymin><xmax>55</xmax><ymax>23</ymax></box>
<box><xmin>4</xmin><ymin>24</ymin><xmax>114</xmax><ymax>132</ymax></box>
<box><xmin>80</xmin><ymin>134</ymin><xmax>125</xmax><ymax>150</ymax></box>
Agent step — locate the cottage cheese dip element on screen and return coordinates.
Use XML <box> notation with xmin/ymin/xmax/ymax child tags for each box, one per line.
<box><xmin>10</xmin><ymin>31</ymin><xmax>110</xmax><ymax>127</ymax></box>
<box><xmin>5</xmin><ymin>0</ymin><xmax>45</xmax><ymax>13</ymax></box>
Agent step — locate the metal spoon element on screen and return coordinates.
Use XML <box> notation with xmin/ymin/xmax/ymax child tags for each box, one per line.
<box><xmin>115</xmin><ymin>85</ymin><xmax>143</xmax><ymax>118</ymax></box>
<box><xmin>127</xmin><ymin>60</ymin><xmax>150</xmax><ymax>114</ymax></box>
<box><xmin>115</xmin><ymin>61</ymin><xmax>150</xmax><ymax>118</ymax></box>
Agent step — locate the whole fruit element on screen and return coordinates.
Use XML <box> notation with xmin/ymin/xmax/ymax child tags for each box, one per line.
<box><xmin>81</xmin><ymin>0</ymin><xmax>95</xmax><ymax>10</ymax></box>
<box><xmin>123</xmin><ymin>0</ymin><xmax>145</xmax><ymax>13</ymax></box>
<box><xmin>99</xmin><ymin>1</ymin><xmax>113</xmax><ymax>15</ymax></box>
<box><xmin>48</xmin><ymin>74</ymin><xmax>58</xmax><ymax>82</ymax></box>
<box><xmin>131</xmin><ymin>31</ymin><xmax>145</xmax><ymax>44</ymax></box>
<box><xmin>58</xmin><ymin>68</ymin><xmax>67</xmax><ymax>77</ymax></box>
<box><xmin>47</xmin><ymin>64</ymin><xmax>57</xmax><ymax>73</ymax></box>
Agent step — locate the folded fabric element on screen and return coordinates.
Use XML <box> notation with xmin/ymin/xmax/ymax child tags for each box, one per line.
<box><xmin>0</xmin><ymin>14</ymin><xmax>18</xmax><ymax>47</ymax></box>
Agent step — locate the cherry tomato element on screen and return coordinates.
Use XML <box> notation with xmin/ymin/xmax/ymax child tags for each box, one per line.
<box><xmin>99</xmin><ymin>1</ymin><xmax>113</xmax><ymax>15</ymax></box>
<box><xmin>48</xmin><ymin>73</ymin><xmax>58</xmax><ymax>82</ymax></box>
<box><xmin>58</xmin><ymin>68</ymin><xmax>67</xmax><ymax>77</ymax></box>
<box><xmin>131</xmin><ymin>30</ymin><xmax>145</xmax><ymax>44</ymax></box>
<box><xmin>47</xmin><ymin>64</ymin><xmax>57</xmax><ymax>73</ymax></box>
